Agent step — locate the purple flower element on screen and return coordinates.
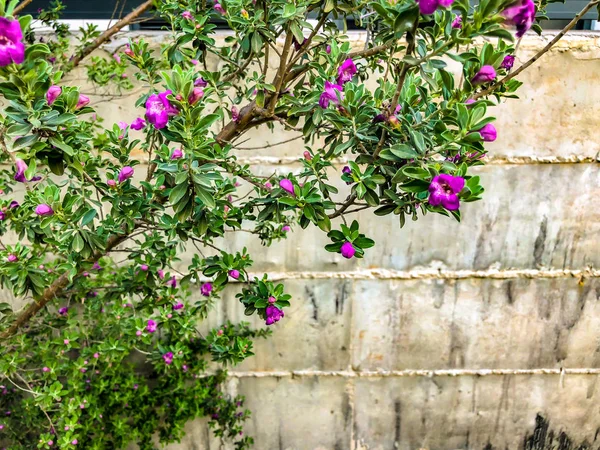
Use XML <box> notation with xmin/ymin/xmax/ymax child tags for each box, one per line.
<box><xmin>502</xmin><ymin>0</ymin><xmax>536</xmax><ymax>37</ymax></box>
<box><xmin>173</xmin><ymin>302</ymin><xmax>184</xmax><ymax>311</ymax></box>
<box><xmin>231</xmin><ymin>106</ymin><xmax>239</xmax><ymax>122</ymax></box>
<box><xmin>340</xmin><ymin>241</ymin><xmax>356</xmax><ymax>259</ymax></box>
<box><xmin>9</xmin><ymin>201</ymin><xmax>19</xmax><ymax>209</ymax></box>
<box><xmin>478</xmin><ymin>123</ymin><xmax>497</xmax><ymax>142</ymax></box>
<box><xmin>194</xmin><ymin>77</ymin><xmax>208</xmax><ymax>87</ymax></box>
<box><xmin>118</xmin><ymin>121</ymin><xmax>128</xmax><ymax>130</ymax></box>
<box><xmin>71</xmin><ymin>439</ymin><xmax>78</xmax><ymax>445</ymax></box>
<box><xmin>46</xmin><ymin>85</ymin><xmax>62</xmax><ymax>105</ymax></box>
<box><xmin>188</xmin><ymin>87</ymin><xmax>204</xmax><ymax>105</ymax></box>
<box><xmin>181</xmin><ymin>10</ymin><xmax>193</xmax><ymax>20</ymax></box>
<box><xmin>146</xmin><ymin>319</ymin><xmax>157</xmax><ymax>333</ymax></box>
<box><xmin>303</xmin><ymin>151</ymin><xmax>312</xmax><ymax>161</ymax></box>
<box><xmin>471</xmin><ymin>65</ymin><xmax>496</xmax><ymax>85</ymax></box>
<box><xmin>214</xmin><ymin>2</ymin><xmax>226</xmax><ymax>15</ymax></box>
<box><xmin>279</xmin><ymin>178</ymin><xmax>295</xmax><ymax>195</ymax></box>
<box><xmin>415</xmin><ymin>0</ymin><xmax>454</xmax><ymax>15</ymax></box>
<box><xmin>145</xmin><ymin>90</ymin><xmax>179</xmax><ymax>129</ymax></box>
<box><xmin>163</xmin><ymin>351</ymin><xmax>174</xmax><ymax>365</ymax></box>
<box><xmin>130</xmin><ymin>117</ymin><xmax>146</xmax><ymax>130</ymax></box>
<box><xmin>319</xmin><ymin>81</ymin><xmax>343</xmax><ymax>109</ymax></box>
<box><xmin>166</xmin><ymin>276</ymin><xmax>177</xmax><ymax>288</ymax></box>
<box><xmin>0</xmin><ymin>211</ymin><xmax>5</xmax><ymax>221</ymax></box>
<box><xmin>452</xmin><ymin>15</ymin><xmax>462</xmax><ymax>29</ymax></box>
<box><xmin>35</xmin><ymin>204</ymin><xmax>54</xmax><ymax>216</ymax></box>
<box><xmin>282</xmin><ymin>225</ymin><xmax>291</xmax><ymax>232</ymax></box>
<box><xmin>342</xmin><ymin>166</ymin><xmax>352</xmax><ymax>185</ymax></box>
<box><xmin>14</xmin><ymin>159</ymin><xmax>28</xmax><ymax>183</ymax></box>
<box><xmin>0</xmin><ymin>18</ymin><xmax>25</xmax><ymax>67</ymax></box>
<box><xmin>326</xmin><ymin>45</ymin><xmax>331</xmax><ymax>54</ymax></box>
<box><xmin>157</xmin><ymin>269</ymin><xmax>165</xmax><ymax>279</ymax></box>
<box><xmin>293</xmin><ymin>37</ymin><xmax>307</xmax><ymax>51</ymax></box>
<box><xmin>140</xmin><ymin>264</ymin><xmax>149</xmax><ymax>271</ymax></box>
<box><xmin>200</xmin><ymin>282</ymin><xmax>213</xmax><ymax>296</ymax></box>
<box><xmin>428</xmin><ymin>174</ymin><xmax>465</xmax><ymax>211</ymax></box>
<box><xmin>118</xmin><ymin>166</ymin><xmax>134</xmax><ymax>183</ymax></box>
<box><xmin>113</xmin><ymin>53</ymin><xmax>121</xmax><ymax>63</ymax></box>
<box><xmin>228</xmin><ymin>269</ymin><xmax>240</xmax><ymax>280</ymax></box>
<box><xmin>465</xmin><ymin>98</ymin><xmax>476</xmax><ymax>106</ymax></box>
<box><xmin>500</xmin><ymin>55</ymin><xmax>515</xmax><ymax>70</ymax></box>
<box><xmin>92</xmin><ymin>262</ymin><xmax>102</xmax><ymax>270</ymax></box>
<box><xmin>58</xmin><ymin>307</ymin><xmax>68</xmax><ymax>316</ymax></box>
<box><xmin>265</xmin><ymin>305</ymin><xmax>284</xmax><ymax>326</ymax></box>
<box><xmin>170</xmin><ymin>148</ymin><xmax>183</xmax><ymax>160</ymax></box>
<box><xmin>7</xmin><ymin>254</ymin><xmax>17</xmax><ymax>263</ymax></box>
<box><xmin>336</xmin><ymin>59</ymin><xmax>357</xmax><ymax>85</ymax></box>
<box><xmin>76</xmin><ymin>94</ymin><xmax>90</xmax><ymax>109</ymax></box>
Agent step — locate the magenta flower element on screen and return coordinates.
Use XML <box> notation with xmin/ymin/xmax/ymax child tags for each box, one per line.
<box><xmin>146</xmin><ymin>319</ymin><xmax>157</xmax><ymax>333</ymax></box>
<box><xmin>319</xmin><ymin>81</ymin><xmax>343</xmax><ymax>109</ymax></box>
<box><xmin>194</xmin><ymin>77</ymin><xmax>208</xmax><ymax>87</ymax></box>
<box><xmin>502</xmin><ymin>0</ymin><xmax>535</xmax><ymax>37</ymax></box>
<box><xmin>428</xmin><ymin>174</ymin><xmax>465</xmax><ymax>210</ymax></box>
<box><xmin>157</xmin><ymin>269</ymin><xmax>165</xmax><ymax>279</ymax></box>
<box><xmin>172</xmin><ymin>302</ymin><xmax>184</xmax><ymax>311</ymax></box>
<box><xmin>501</xmin><ymin>55</ymin><xmax>515</xmax><ymax>70</ymax></box>
<box><xmin>145</xmin><ymin>90</ymin><xmax>179</xmax><ymax>129</ymax></box>
<box><xmin>214</xmin><ymin>2</ymin><xmax>226</xmax><ymax>15</ymax></box>
<box><xmin>282</xmin><ymin>225</ymin><xmax>291</xmax><ymax>232</ymax></box>
<box><xmin>303</xmin><ymin>151</ymin><xmax>312</xmax><ymax>161</ymax></box>
<box><xmin>188</xmin><ymin>87</ymin><xmax>204</xmax><ymax>105</ymax></box>
<box><xmin>9</xmin><ymin>201</ymin><xmax>19</xmax><ymax>209</ymax></box>
<box><xmin>265</xmin><ymin>305</ymin><xmax>284</xmax><ymax>326</ymax></box>
<box><xmin>107</xmin><ymin>179</ymin><xmax>116</xmax><ymax>188</ymax></box>
<box><xmin>326</xmin><ymin>45</ymin><xmax>331</xmax><ymax>54</ymax></box>
<box><xmin>76</xmin><ymin>94</ymin><xmax>90</xmax><ymax>109</ymax></box>
<box><xmin>170</xmin><ymin>148</ymin><xmax>183</xmax><ymax>160</ymax></box>
<box><xmin>478</xmin><ymin>123</ymin><xmax>497</xmax><ymax>142</ymax></box>
<box><xmin>231</xmin><ymin>106</ymin><xmax>239</xmax><ymax>122</ymax></box>
<box><xmin>452</xmin><ymin>15</ymin><xmax>462</xmax><ymax>29</ymax></box>
<box><xmin>0</xmin><ymin>18</ymin><xmax>25</xmax><ymax>67</ymax></box>
<box><xmin>279</xmin><ymin>178</ymin><xmax>295</xmax><ymax>195</ymax></box>
<box><xmin>228</xmin><ymin>269</ymin><xmax>240</xmax><ymax>280</ymax></box>
<box><xmin>181</xmin><ymin>10</ymin><xmax>193</xmax><ymax>20</ymax></box>
<box><xmin>166</xmin><ymin>276</ymin><xmax>177</xmax><ymax>288</ymax></box>
<box><xmin>336</xmin><ymin>59</ymin><xmax>357</xmax><ymax>85</ymax></box>
<box><xmin>118</xmin><ymin>121</ymin><xmax>128</xmax><ymax>130</ymax></box>
<box><xmin>340</xmin><ymin>241</ymin><xmax>356</xmax><ymax>259</ymax></box>
<box><xmin>471</xmin><ymin>65</ymin><xmax>496</xmax><ymax>85</ymax></box>
<box><xmin>415</xmin><ymin>0</ymin><xmax>454</xmax><ymax>15</ymax></box>
<box><xmin>465</xmin><ymin>98</ymin><xmax>476</xmax><ymax>106</ymax></box>
<box><xmin>0</xmin><ymin>211</ymin><xmax>5</xmax><ymax>221</ymax></box>
<box><xmin>113</xmin><ymin>53</ymin><xmax>121</xmax><ymax>63</ymax></box>
<box><xmin>124</xmin><ymin>44</ymin><xmax>134</xmax><ymax>57</ymax></box>
<box><xmin>200</xmin><ymin>282</ymin><xmax>213</xmax><ymax>296</ymax></box>
<box><xmin>35</xmin><ymin>204</ymin><xmax>54</xmax><ymax>216</ymax></box>
<box><xmin>14</xmin><ymin>159</ymin><xmax>34</xmax><ymax>183</ymax></box>
<box><xmin>7</xmin><ymin>254</ymin><xmax>18</xmax><ymax>263</ymax></box>
<box><xmin>92</xmin><ymin>262</ymin><xmax>102</xmax><ymax>270</ymax></box>
<box><xmin>118</xmin><ymin>166</ymin><xmax>134</xmax><ymax>183</ymax></box>
<box><xmin>130</xmin><ymin>117</ymin><xmax>146</xmax><ymax>130</ymax></box>
<box><xmin>46</xmin><ymin>85</ymin><xmax>62</xmax><ymax>105</ymax></box>
<box><xmin>163</xmin><ymin>352</ymin><xmax>174</xmax><ymax>365</ymax></box>
<box><xmin>140</xmin><ymin>264</ymin><xmax>149</xmax><ymax>271</ymax></box>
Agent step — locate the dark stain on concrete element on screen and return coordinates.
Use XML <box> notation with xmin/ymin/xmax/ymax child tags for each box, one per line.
<box><xmin>305</xmin><ymin>286</ymin><xmax>318</xmax><ymax>322</ymax></box>
<box><xmin>533</xmin><ymin>217</ymin><xmax>548</xmax><ymax>268</ymax></box>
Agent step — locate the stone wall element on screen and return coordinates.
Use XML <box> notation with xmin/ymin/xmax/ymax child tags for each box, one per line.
<box><xmin>11</xmin><ymin>31</ymin><xmax>600</xmax><ymax>449</ymax></box>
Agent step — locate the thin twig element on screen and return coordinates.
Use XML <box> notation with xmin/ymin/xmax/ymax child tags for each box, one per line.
<box><xmin>235</xmin><ymin>134</ymin><xmax>303</xmax><ymax>150</ymax></box>
<box><xmin>13</xmin><ymin>0</ymin><xmax>33</xmax><ymax>15</ymax></box>
<box><xmin>473</xmin><ymin>0</ymin><xmax>600</xmax><ymax>99</ymax></box>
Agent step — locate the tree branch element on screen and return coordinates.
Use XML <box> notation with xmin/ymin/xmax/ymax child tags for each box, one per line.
<box><xmin>13</xmin><ymin>0</ymin><xmax>33</xmax><ymax>15</ymax></box>
<box><xmin>69</xmin><ymin>0</ymin><xmax>154</xmax><ymax>68</ymax></box>
<box><xmin>473</xmin><ymin>0</ymin><xmax>600</xmax><ymax>100</ymax></box>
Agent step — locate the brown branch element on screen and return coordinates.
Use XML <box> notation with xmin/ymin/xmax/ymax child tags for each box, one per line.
<box><xmin>473</xmin><ymin>0</ymin><xmax>600</xmax><ymax>100</ymax></box>
<box><xmin>0</xmin><ymin>224</ymin><xmax>135</xmax><ymax>340</ymax></box>
<box><xmin>348</xmin><ymin>41</ymin><xmax>394</xmax><ymax>59</ymax></box>
<box><xmin>69</xmin><ymin>0</ymin><xmax>154</xmax><ymax>67</ymax></box>
<box><xmin>268</xmin><ymin>32</ymin><xmax>294</xmax><ymax>113</ymax></box>
<box><xmin>13</xmin><ymin>0</ymin><xmax>33</xmax><ymax>15</ymax></box>
<box><xmin>286</xmin><ymin>13</ymin><xmax>328</xmax><ymax>71</ymax></box>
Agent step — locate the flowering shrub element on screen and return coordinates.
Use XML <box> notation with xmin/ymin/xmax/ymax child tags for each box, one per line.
<box><xmin>0</xmin><ymin>0</ymin><xmax>594</xmax><ymax>448</ymax></box>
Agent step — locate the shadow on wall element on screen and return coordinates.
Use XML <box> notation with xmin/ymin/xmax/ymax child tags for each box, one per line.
<box><xmin>483</xmin><ymin>414</ymin><xmax>597</xmax><ymax>450</ymax></box>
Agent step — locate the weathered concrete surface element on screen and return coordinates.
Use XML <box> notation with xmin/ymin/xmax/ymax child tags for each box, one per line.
<box><xmin>7</xmin><ymin>31</ymin><xmax>600</xmax><ymax>449</ymax></box>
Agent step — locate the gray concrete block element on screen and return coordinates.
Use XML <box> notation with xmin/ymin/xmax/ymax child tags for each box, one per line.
<box><xmin>353</xmin><ymin>374</ymin><xmax>600</xmax><ymax>450</ymax></box>
<box><xmin>351</xmin><ymin>278</ymin><xmax>600</xmax><ymax>371</ymax></box>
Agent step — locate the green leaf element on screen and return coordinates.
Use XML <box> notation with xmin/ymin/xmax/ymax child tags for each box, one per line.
<box><xmin>389</xmin><ymin>144</ymin><xmax>419</xmax><ymax>159</ymax></box>
<box><xmin>195</xmin><ymin>186</ymin><xmax>216</xmax><ymax>208</ymax></box>
<box><xmin>48</xmin><ymin>137</ymin><xmax>74</xmax><ymax>156</ymax></box>
<box><xmin>81</xmin><ymin>209</ymin><xmax>97</xmax><ymax>226</ymax></box>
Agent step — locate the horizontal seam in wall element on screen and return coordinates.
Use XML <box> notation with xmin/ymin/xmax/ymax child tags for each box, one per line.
<box><xmin>230</xmin><ymin>156</ymin><xmax>600</xmax><ymax>165</ymax></box>
<box><xmin>242</xmin><ymin>268</ymin><xmax>599</xmax><ymax>281</ymax></box>
<box><xmin>222</xmin><ymin>368</ymin><xmax>600</xmax><ymax>378</ymax></box>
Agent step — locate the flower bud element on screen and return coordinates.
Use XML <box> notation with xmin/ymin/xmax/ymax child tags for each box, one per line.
<box><xmin>46</xmin><ymin>85</ymin><xmax>62</xmax><ymax>105</ymax></box>
<box><xmin>340</xmin><ymin>241</ymin><xmax>356</xmax><ymax>259</ymax></box>
<box><xmin>35</xmin><ymin>204</ymin><xmax>54</xmax><ymax>216</ymax></box>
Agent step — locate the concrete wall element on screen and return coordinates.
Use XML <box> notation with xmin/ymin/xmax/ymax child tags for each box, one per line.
<box><xmin>17</xmin><ymin>31</ymin><xmax>600</xmax><ymax>448</ymax></box>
